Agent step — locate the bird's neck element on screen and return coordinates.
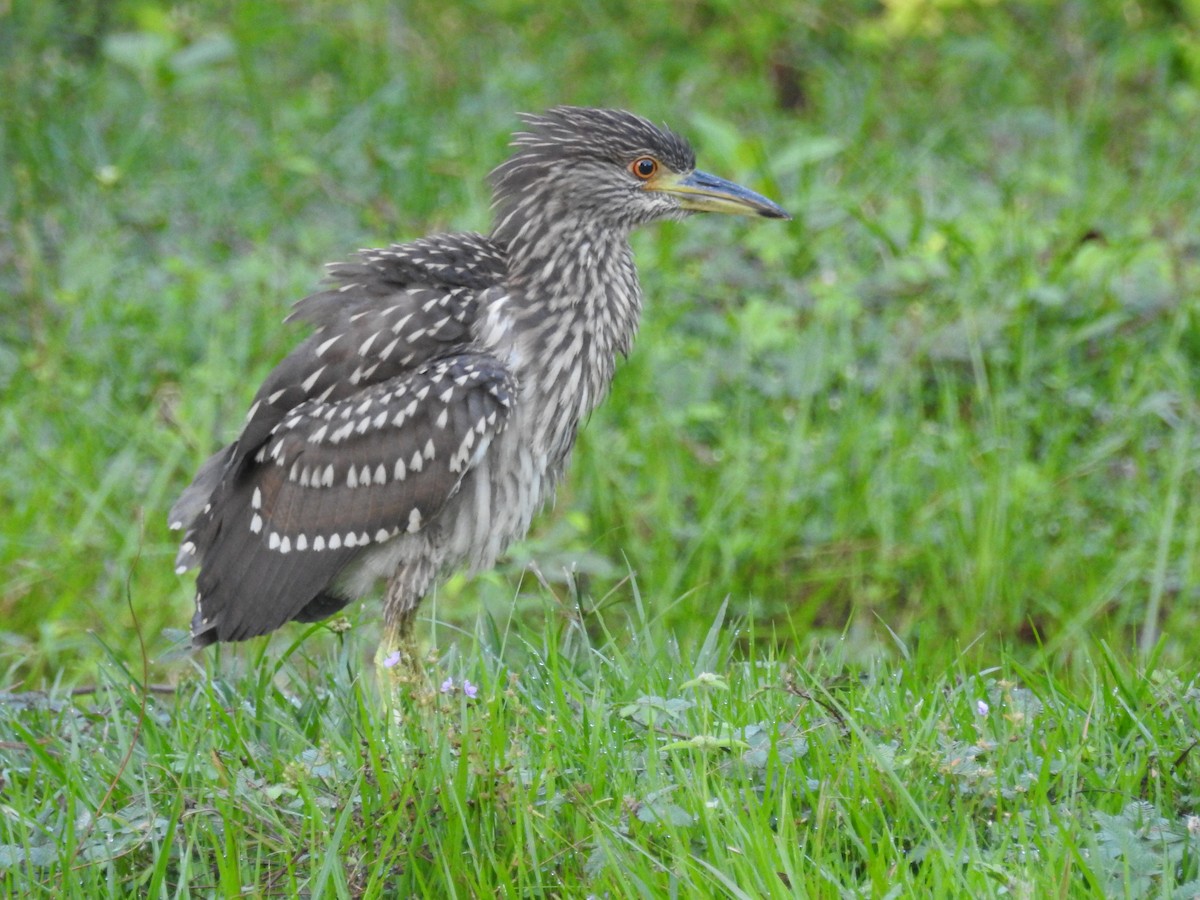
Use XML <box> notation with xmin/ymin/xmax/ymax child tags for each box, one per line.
<box><xmin>493</xmin><ymin>218</ymin><xmax>644</xmax><ymax>454</ymax></box>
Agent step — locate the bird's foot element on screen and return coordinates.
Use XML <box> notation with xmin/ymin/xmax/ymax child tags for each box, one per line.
<box><xmin>375</xmin><ymin>625</ymin><xmax>432</xmax><ymax>712</ymax></box>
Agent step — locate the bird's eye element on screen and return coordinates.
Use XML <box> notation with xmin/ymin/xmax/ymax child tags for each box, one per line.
<box><xmin>630</xmin><ymin>157</ymin><xmax>658</xmax><ymax>180</ymax></box>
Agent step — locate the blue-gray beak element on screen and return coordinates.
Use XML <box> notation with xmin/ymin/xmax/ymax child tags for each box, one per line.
<box><xmin>645</xmin><ymin>169</ymin><xmax>790</xmax><ymax>219</ymax></box>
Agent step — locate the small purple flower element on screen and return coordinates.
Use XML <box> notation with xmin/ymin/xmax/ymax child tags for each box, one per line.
<box><xmin>381</xmin><ymin>651</ymin><xmax>402</xmax><ymax>669</ymax></box>
<box><xmin>976</xmin><ymin>700</ymin><xmax>990</xmax><ymax>717</ymax></box>
<box><xmin>440</xmin><ymin>677</ymin><xmax>455</xmax><ymax>693</ymax></box>
<box><xmin>463</xmin><ymin>680</ymin><xmax>478</xmax><ymax>699</ymax></box>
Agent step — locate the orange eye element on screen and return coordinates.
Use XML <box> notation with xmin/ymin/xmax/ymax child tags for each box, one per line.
<box><xmin>630</xmin><ymin>156</ymin><xmax>658</xmax><ymax>180</ymax></box>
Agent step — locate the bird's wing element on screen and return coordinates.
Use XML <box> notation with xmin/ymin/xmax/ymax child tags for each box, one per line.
<box><xmin>169</xmin><ymin>231</ymin><xmax>514</xmax><ymax>644</ymax></box>
<box><xmin>185</xmin><ymin>352</ymin><xmax>517</xmax><ymax>644</ymax></box>
<box><xmin>169</xmin><ymin>232</ymin><xmax>507</xmax><ymax>536</ymax></box>
<box><xmin>234</xmin><ymin>233</ymin><xmax>507</xmax><ymax>462</ymax></box>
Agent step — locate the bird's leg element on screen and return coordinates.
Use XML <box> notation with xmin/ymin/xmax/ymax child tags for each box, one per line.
<box><xmin>375</xmin><ymin>606</ymin><xmax>421</xmax><ymax>680</ymax></box>
<box><xmin>375</xmin><ymin>561</ymin><xmax>436</xmax><ymax>694</ymax></box>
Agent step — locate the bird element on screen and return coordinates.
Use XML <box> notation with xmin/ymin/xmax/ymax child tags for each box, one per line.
<box><xmin>169</xmin><ymin>106</ymin><xmax>788</xmax><ymax>660</ymax></box>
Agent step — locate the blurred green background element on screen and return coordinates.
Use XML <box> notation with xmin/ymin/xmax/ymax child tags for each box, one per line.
<box><xmin>2</xmin><ymin>0</ymin><xmax>1198</xmax><ymax>683</ymax></box>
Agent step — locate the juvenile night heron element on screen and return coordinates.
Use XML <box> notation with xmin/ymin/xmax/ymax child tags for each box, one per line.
<box><xmin>170</xmin><ymin>106</ymin><xmax>788</xmax><ymax>655</ymax></box>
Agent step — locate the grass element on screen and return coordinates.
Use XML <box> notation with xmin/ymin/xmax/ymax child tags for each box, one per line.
<box><xmin>2</xmin><ymin>0</ymin><xmax>1200</xmax><ymax>895</ymax></box>
<box><xmin>4</xmin><ymin>605</ymin><xmax>1200</xmax><ymax>896</ymax></box>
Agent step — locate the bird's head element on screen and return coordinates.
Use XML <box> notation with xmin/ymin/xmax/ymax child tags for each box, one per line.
<box><xmin>490</xmin><ymin>106</ymin><xmax>789</xmax><ymax>243</ymax></box>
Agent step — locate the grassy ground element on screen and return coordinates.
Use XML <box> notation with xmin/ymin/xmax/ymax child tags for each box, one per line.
<box><xmin>5</xmin><ymin>608</ymin><xmax>1200</xmax><ymax>897</ymax></box>
<box><xmin>2</xmin><ymin>0</ymin><xmax>1199</xmax><ymax>895</ymax></box>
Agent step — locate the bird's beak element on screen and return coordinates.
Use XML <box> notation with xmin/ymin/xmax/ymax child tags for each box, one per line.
<box><xmin>645</xmin><ymin>169</ymin><xmax>790</xmax><ymax>220</ymax></box>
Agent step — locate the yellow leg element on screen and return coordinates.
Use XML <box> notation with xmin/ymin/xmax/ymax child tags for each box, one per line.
<box><xmin>376</xmin><ymin>565</ymin><xmax>437</xmax><ymax>707</ymax></box>
<box><xmin>375</xmin><ymin>594</ymin><xmax>432</xmax><ymax>712</ymax></box>
<box><xmin>375</xmin><ymin>619</ymin><xmax>420</xmax><ymax>678</ymax></box>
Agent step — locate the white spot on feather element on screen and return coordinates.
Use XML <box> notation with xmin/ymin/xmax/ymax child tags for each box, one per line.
<box><xmin>301</xmin><ymin>366</ymin><xmax>326</xmax><ymax>394</ymax></box>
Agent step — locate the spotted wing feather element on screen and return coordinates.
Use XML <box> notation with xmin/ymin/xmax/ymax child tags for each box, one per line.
<box><xmin>171</xmin><ymin>231</ymin><xmax>512</xmax><ymax>645</ymax></box>
<box><xmin>235</xmin><ymin>234</ymin><xmax>505</xmax><ymax>458</ymax></box>
<box><xmin>187</xmin><ymin>353</ymin><xmax>515</xmax><ymax>645</ymax></box>
<box><xmin>173</xmin><ymin>232</ymin><xmax>506</xmax><ymax>541</ymax></box>
<box><xmin>254</xmin><ymin>353</ymin><xmax>515</xmax><ymax>549</ymax></box>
